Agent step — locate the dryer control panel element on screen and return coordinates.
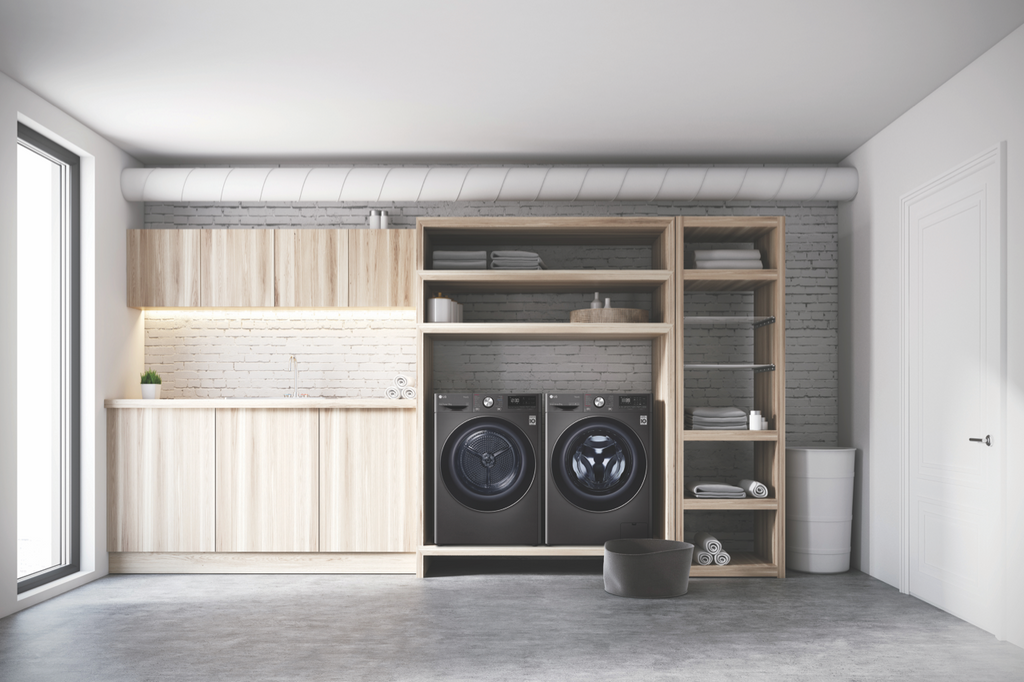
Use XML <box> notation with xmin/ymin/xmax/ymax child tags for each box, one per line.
<box><xmin>583</xmin><ymin>393</ymin><xmax>650</xmax><ymax>413</ymax></box>
<box><xmin>471</xmin><ymin>393</ymin><xmax>541</xmax><ymax>413</ymax></box>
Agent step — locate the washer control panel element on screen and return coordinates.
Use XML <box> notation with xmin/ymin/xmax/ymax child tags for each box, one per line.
<box><xmin>471</xmin><ymin>393</ymin><xmax>541</xmax><ymax>413</ymax></box>
<box><xmin>583</xmin><ymin>393</ymin><xmax>651</xmax><ymax>412</ymax></box>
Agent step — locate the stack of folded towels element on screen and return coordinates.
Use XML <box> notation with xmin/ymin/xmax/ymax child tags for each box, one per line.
<box><xmin>688</xmin><ymin>247</ymin><xmax>763</xmax><ymax>270</ymax></box>
<box><xmin>692</xmin><ymin>532</ymin><xmax>731</xmax><ymax>566</ymax></box>
<box><xmin>685</xmin><ymin>406</ymin><xmax>748</xmax><ymax>430</ymax></box>
<box><xmin>432</xmin><ymin>250</ymin><xmax>487</xmax><ymax>270</ymax></box>
<box><xmin>489</xmin><ymin>250</ymin><xmax>546</xmax><ymax>270</ymax></box>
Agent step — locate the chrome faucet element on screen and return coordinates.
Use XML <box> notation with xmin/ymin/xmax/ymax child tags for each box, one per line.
<box><xmin>289</xmin><ymin>355</ymin><xmax>298</xmax><ymax>397</ymax></box>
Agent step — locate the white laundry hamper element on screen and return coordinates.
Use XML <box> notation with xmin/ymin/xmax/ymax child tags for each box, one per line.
<box><xmin>786</xmin><ymin>446</ymin><xmax>857</xmax><ymax>573</ymax></box>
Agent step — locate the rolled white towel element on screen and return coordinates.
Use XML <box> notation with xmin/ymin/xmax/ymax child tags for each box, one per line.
<box><xmin>384</xmin><ymin>386</ymin><xmax>401</xmax><ymax>400</ymax></box>
<box><xmin>393</xmin><ymin>374</ymin><xmax>409</xmax><ymax>389</ymax></box>
<box><xmin>402</xmin><ymin>387</ymin><xmax>417</xmax><ymax>400</ymax></box>
<box><xmin>694</xmin><ymin>551</ymin><xmax>714</xmax><ymax>566</ymax></box>
<box><xmin>693</xmin><ymin>532</ymin><xmax>722</xmax><ymax>555</ymax></box>
<box><xmin>714</xmin><ymin>551</ymin><xmax>732</xmax><ymax>566</ymax></box>
<box><xmin>738</xmin><ymin>479</ymin><xmax>769</xmax><ymax>498</ymax></box>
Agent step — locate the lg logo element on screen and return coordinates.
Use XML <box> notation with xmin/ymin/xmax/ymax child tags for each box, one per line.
<box><xmin>640</xmin><ymin>415</ymin><xmax>648</xmax><ymax>425</ymax></box>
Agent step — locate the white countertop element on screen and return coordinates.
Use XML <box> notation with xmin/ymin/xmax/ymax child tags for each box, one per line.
<box><xmin>104</xmin><ymin>398</ymin><xmax>416</xmax><ymax>409</ymax></box>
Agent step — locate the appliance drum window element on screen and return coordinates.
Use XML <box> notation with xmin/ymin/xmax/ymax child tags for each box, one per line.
<box><xmin>441</xmin><ymin>417</ymin><xmax>536</xmax><ymax>512</ymax></box>
<box><xmin>551</xmin><ymin>418</ymin><xmax>646</xmax><ymax>513</ymax></box>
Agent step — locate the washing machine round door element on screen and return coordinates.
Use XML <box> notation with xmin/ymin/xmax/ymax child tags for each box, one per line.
<box><xmin>551</xmin><ymin>417</ymin><xmax>647</xmax><ymax>512</ymax></box>
<box><xmin>440</xmin><ymin>417</ymin><xmax>536</xmax><ymax>512</ymax></box>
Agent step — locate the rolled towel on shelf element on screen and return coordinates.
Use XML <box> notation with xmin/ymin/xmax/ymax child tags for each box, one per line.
<box><xmin>738</xmin><ymin>478</ymin><xmax>769</xmax><ymax>498</ymax></box>
<box><xmin>714</xmin><ymin>551</ymin><xmax>732</xmax><ymax>566</ymax></box>
<box><xmin>402</xmin><ymin>387</ymin><xmax>417</xmax><ymax>400</ymax></box>
<box><xmin>694</xmin><ymin>551</ymin><xmax>715</xmax><ymax>566</ymax></box>
<box><xmin>690</xmin><ymin>482</ymin><xmax>747</xmax><ymax>498</ymax></box>
<box><xmin>384</xmin><ymin>386</ymin><xmax>401</xmax><ymax>400</ymax></box>
<box><xmin>692</xmin><ymin>532</ymin><xmax>722</xmax><ymax>555</ymax></box>
<box><xmin>393</xmin><ymin>375</ymin><xmax>409</xmax><ymax>389</ymax></box>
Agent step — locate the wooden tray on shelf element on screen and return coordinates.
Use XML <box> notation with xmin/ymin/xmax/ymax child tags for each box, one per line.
<box><xmin>570</xmin><ymin>308</ymin><xmax>649</xmax><ymax>323</ymax></box>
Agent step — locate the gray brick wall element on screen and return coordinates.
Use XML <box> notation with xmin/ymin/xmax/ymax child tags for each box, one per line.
<box><xmin>144</xmin><ymin>200</ymin><xmax>838</xmax><ymax>551</ymax></box>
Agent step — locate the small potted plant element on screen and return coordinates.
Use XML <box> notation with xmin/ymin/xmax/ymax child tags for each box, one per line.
<box><xmin>140</xmin><ymin>369</ymin><xmax>162</xmax><ymax>399</ymax></box>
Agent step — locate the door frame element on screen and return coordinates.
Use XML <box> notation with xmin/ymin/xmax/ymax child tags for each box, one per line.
<box><xmin>898</xmin><ymin>142</ymin><xmax>1007</xmax><ymax>638</ymax></box>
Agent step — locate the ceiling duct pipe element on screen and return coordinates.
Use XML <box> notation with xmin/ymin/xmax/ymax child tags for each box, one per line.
<box><xmin>121</xmin><ymin>166</ymin><xmax>858</xmax><ymax>203</ymax></box>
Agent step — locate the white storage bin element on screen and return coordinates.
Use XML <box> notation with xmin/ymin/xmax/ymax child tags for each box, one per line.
<box><xmin>786</xmin><ymin>446</ymin><xmax>856</xmax><ymax>573</ymax></box>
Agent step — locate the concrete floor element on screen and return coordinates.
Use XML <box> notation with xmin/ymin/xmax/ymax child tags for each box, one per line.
<box><xmin>1</xmin><ymin>565</ymin><xmax>1022</xmax><ymax>681</ymax></box>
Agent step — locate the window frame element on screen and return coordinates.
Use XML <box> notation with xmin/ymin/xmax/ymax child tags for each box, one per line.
<box><xmin>16</xmin><ymin>122</ymin><xmax>81</xmax><ymax>594</ymax></box>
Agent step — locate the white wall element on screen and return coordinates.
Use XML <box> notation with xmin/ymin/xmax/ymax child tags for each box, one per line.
<box><xmin>0</xmin><ymin>70</ymin><xmax>143</xmax><ymax>619</ymax></box>
<box><xmin>839</xmin><ymin>24</ymin><xmax>1024</xmax><ymax>646</ymax></box>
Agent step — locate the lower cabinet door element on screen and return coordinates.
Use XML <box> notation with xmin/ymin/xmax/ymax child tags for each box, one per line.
<box><xmin>107</xmin><ymin>409</ymin><xmax>216</xmax><ymax>552</ymax></box>
<box><xmin>320</xmin><ymin>408</ymin><xmax>418</xmax><ymax>552</ymax></box>
<box><xmin>216</xmin><ymin>409</ymin><xmax>319</xmax><ymax>552</ymax></box>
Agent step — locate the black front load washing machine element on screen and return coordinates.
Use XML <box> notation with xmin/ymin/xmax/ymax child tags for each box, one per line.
<box><xmin>434</xmin><ymin>393</ymin><xmax>542</xmax><ymax>545</ymax></box>
<box><xmin>545</xmin><ymin>393</ymin><xmax>653</xmax><ymax>545</ymax></box>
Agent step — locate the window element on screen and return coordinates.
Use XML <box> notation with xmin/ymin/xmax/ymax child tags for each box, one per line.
<box><xmin>16</xmin><ymin>123</ymin><xmax>80</xmax><ymax>593</ymax></box>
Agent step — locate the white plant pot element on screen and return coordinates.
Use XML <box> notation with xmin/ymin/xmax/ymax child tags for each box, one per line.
<box><xmin>141</xmin><ymin>384</ymin><xmax>161</xmax><ymax>399</ymax></box>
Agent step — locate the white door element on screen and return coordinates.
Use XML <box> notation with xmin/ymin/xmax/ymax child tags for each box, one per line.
<box><xmin>903</xmin><ymin>146</ymin><xmax>1005</xmax><ymax>637</ymax></box>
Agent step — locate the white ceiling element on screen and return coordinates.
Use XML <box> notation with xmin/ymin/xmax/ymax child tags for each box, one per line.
<box><xmin>1</xmin><ymin>0</ymin><xmax>1022</xmax><ymax>165</ymax></box>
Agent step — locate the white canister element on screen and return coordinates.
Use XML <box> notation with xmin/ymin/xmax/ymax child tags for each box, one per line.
<box><xmin>426</xmin><ymin>297</ymin><xmax>453</xmax><ymax>322</ymax></box>
<box><xmin>369</xmin><ymin>209</ymin><xmax>381</xmax><ymax>229</ymax></box>
<box><xmin>380</xmin><ymin>210</ymin><xmax>389</xmax><ymax>230</ymax></box>
<box><xmin>749</xmin><ymin>410</ymin><xmax>762</xmax><ymax>431</ymax></box>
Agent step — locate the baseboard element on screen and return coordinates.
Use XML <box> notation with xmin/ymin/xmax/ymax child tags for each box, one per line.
<box><xmin>109</xmin><ymin>552</ymin><xmax>417</xmax><ymax>574</ymax></box>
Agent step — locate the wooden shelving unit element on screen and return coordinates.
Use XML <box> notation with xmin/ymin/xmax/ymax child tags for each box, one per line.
<box><xmin>413</xmin><ymin>215</ymin><xmax>785</xmax><ymax>579</ymax></box>
<box><xmin>676</xmin><ymin>216</ymin><xmax>786</xmax><ymax>578</ymax></box>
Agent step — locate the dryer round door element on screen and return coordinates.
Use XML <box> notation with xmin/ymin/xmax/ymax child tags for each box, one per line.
<box><xmin>550</xmin><ymin>417</ymin><xmax>647</xmax><ymax>512</ymax></box>
<box><xmin>440</xmin><ymin>417</ymin><xmax>536</xmax><ymax>512</ymax></box>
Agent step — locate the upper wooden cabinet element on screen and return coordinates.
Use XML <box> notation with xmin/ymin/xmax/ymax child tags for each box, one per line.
<box><xmin>275</xmin><ymin>229</ymin><xmax>349</xmax><ymax>307</ymax></box>
<box><xmin>127</xmin><ymin>229</ymin><xmax>200</xmax><ymax>307</ymax></box>
<box><xmin>128</xmin><ymin>228</ymin><xmax>414</xmax><ymax>309</ymax></box>
<box><xmin>348</xmin><ymin>229</ymin><xmax>416</xmax><ymax>307</ymax></box>
<box><xmin>200</xmin><ymin>229</ymin><xmax>275</xmax><ymax>307</ymax></box>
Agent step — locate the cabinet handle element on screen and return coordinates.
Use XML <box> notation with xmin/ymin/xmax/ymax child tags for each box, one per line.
<box><xmin>968</xmin><ymin>435</ymin><xmax>991</xmax><ymax>446</ymax></box>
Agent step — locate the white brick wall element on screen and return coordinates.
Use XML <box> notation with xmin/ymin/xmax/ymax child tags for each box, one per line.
<box><xmin>144</xmin><ymin>309</ymin><xmax>416</xmax><ymax>399</ymax></box>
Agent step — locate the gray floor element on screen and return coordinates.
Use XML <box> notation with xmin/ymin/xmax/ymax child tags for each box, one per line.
<box><xmin>2</xmin><ymin>565</ymin><xmax>1022</xmax><ymax>681</ymax></box>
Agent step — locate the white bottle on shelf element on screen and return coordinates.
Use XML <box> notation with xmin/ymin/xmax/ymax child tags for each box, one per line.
<box><xmin>590</xmin><ymin>292</ymin><xmax>602</xmax><ymax>309</ymax></box>
<box><xmin>749</xmin><ymin>410</ymin><xmax>762</xmax><ymax>431</ymax></box>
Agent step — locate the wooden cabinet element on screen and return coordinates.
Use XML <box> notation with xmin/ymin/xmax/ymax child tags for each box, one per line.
<box><xmin>200</xmin><ymin>229</ymin><xmax>274</xmax><ymax>307</ymax></box>
<box><xmin>349</xmin><ymin>229</ymin><xmax>416</xmax><ymax>307</ymax></box>
<box><xmin>127</xmin><ymin>229</ymin><xmax>200</xmax><ymax>307</ymax></box>
<box><xmin>215</xmin><ymin>409</ymin><xmax>319</xmax><ymax>552</ymax></box>
<box><xmin>107</xmin><ymin>408</ymin><xmax>215</xmax><ymax>551</ymax></box>
<box><xmin>275</xmin><ymin>229</ymin><xmax>349</xmax><ymax>307</ymax></box>
<box><xmin>319</xmin><ymin>408</ymin><xmax>418</xmax><ymax>552</ymax></box>
<box><xmin>129</xmin><ymin>228</ymin><xmax>415</xmax><ymax>309</ymax></box>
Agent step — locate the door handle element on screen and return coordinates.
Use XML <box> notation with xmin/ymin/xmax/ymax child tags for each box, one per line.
<box><xmin>969</xmin><ymin>435</ymin><xmax>991</xmax><ymax>446</ymax></box>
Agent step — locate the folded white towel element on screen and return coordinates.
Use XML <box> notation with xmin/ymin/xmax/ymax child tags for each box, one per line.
<box><xmin>491</xmin><ymin>258</ymin><xmax>542</xmax><ymax>266</ymax></box>
<box><xmin>693</xmin><ymin>532</ymin><xmax>722</xmax><ymax>555</ymax></box>
<box><xmin>738</xmin><ymin>479</ymin><xmax>769</xmax><ymax>498</ymax></box>
<box><xmin>490</xmin><ymin>259</ymin><xmax>546</xmax><ymax>270</ymax></box>
<box><xmin>491</xmin><ymin>250</ymin><xmax>540</xmax><ymax>258</ymax></box>
<box><xmin>693</xmin><ymin>260</ymin><xmax>764</xmax><ymax>270</ymax></box>
<box><xmin>694</xmin><ymin>551</ymin><xmax>714</xmax><ymax>566</ymax></box>
<box><xmin>433</xmin><ymin>260</ymin><xmax>487</xmax><ymax>269</ymax></box>
<box><xmin>691</xmin><ymin>482</ymin><xmax>747</xmax><ymax>498</ymax></box>
<box><xmin>685</xmin><ymin>406</ymin><xmax>747</xmax><ymax>418</ymax></box>
<box><xmin>433</xmin><ymin>250</ymin><xmax>487</xmax><ymax>260</ymax></box>
<box><xmin>686</xmin><ymin>415</ymin><xmax>750</xmax><ymax>423</ymax></box>
<box><xmin>714</xmin><ymin>550</ymin><xmax>732</xmax><ymax>566</ymax></box>
<box><xmin>693</xmin><ymin>249</ymin><xmax>762</xmax><ymax>260</ymax></box>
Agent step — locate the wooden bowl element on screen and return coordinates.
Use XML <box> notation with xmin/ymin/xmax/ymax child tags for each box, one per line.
<box><xmin>570</xmin><ymin>308</ymin><xmax>649</xmax><ymax>323</ymax></box>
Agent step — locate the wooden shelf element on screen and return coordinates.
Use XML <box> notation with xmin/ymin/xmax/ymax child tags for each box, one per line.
<box><xmin>689</xmin><ymin>552</ymin><xmax>778</xmax><ymax>577</ymax></box>
<box><xmin>682</xmin><ymin>269</ymin><xmax>778</xmax><ymax>292</ymax></box>
<box><xmin>420</xmin><ymin>269</ymin><xmax>671</xmax><ymax>294</ymax></box>
<box><xmin>418</xmin><ymin>545</ymin><xmax>604</xmax><ymax>558</ymax></box>
<box><xmin>682</xmin><ymin>430</ymin><xmax>778</xmax><ymax>441</ymax></box>
<box><xmin>682</xmin><ymin>497</ymin><xmax>778</xmax><ymax>510</ymax></box>
<box><xmin>420</xmin><ymin>216</ymin><xmax>675</xmax><ymax>247</ymax></box>
<box><xmin>418</xmin><ymin>322</ymin><xmax>672</xmax><ymax>340</ymax></box>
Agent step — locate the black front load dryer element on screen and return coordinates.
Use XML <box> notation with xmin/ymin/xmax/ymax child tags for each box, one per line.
<box><xmin>545</xmin><ymin>393</ymin><xmax>653</xmax><ymax>545</ymax></box>
<box><xmin>434</xmin><ymin>393</ymin><xmax>542</xmax><ymax>545</ymax></box>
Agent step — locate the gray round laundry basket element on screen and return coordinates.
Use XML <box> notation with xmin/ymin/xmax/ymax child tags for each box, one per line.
<box><xmin>603</xmin><ymin>539</ymin><xmax>694</xmax><ymax>598</ymax></box>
